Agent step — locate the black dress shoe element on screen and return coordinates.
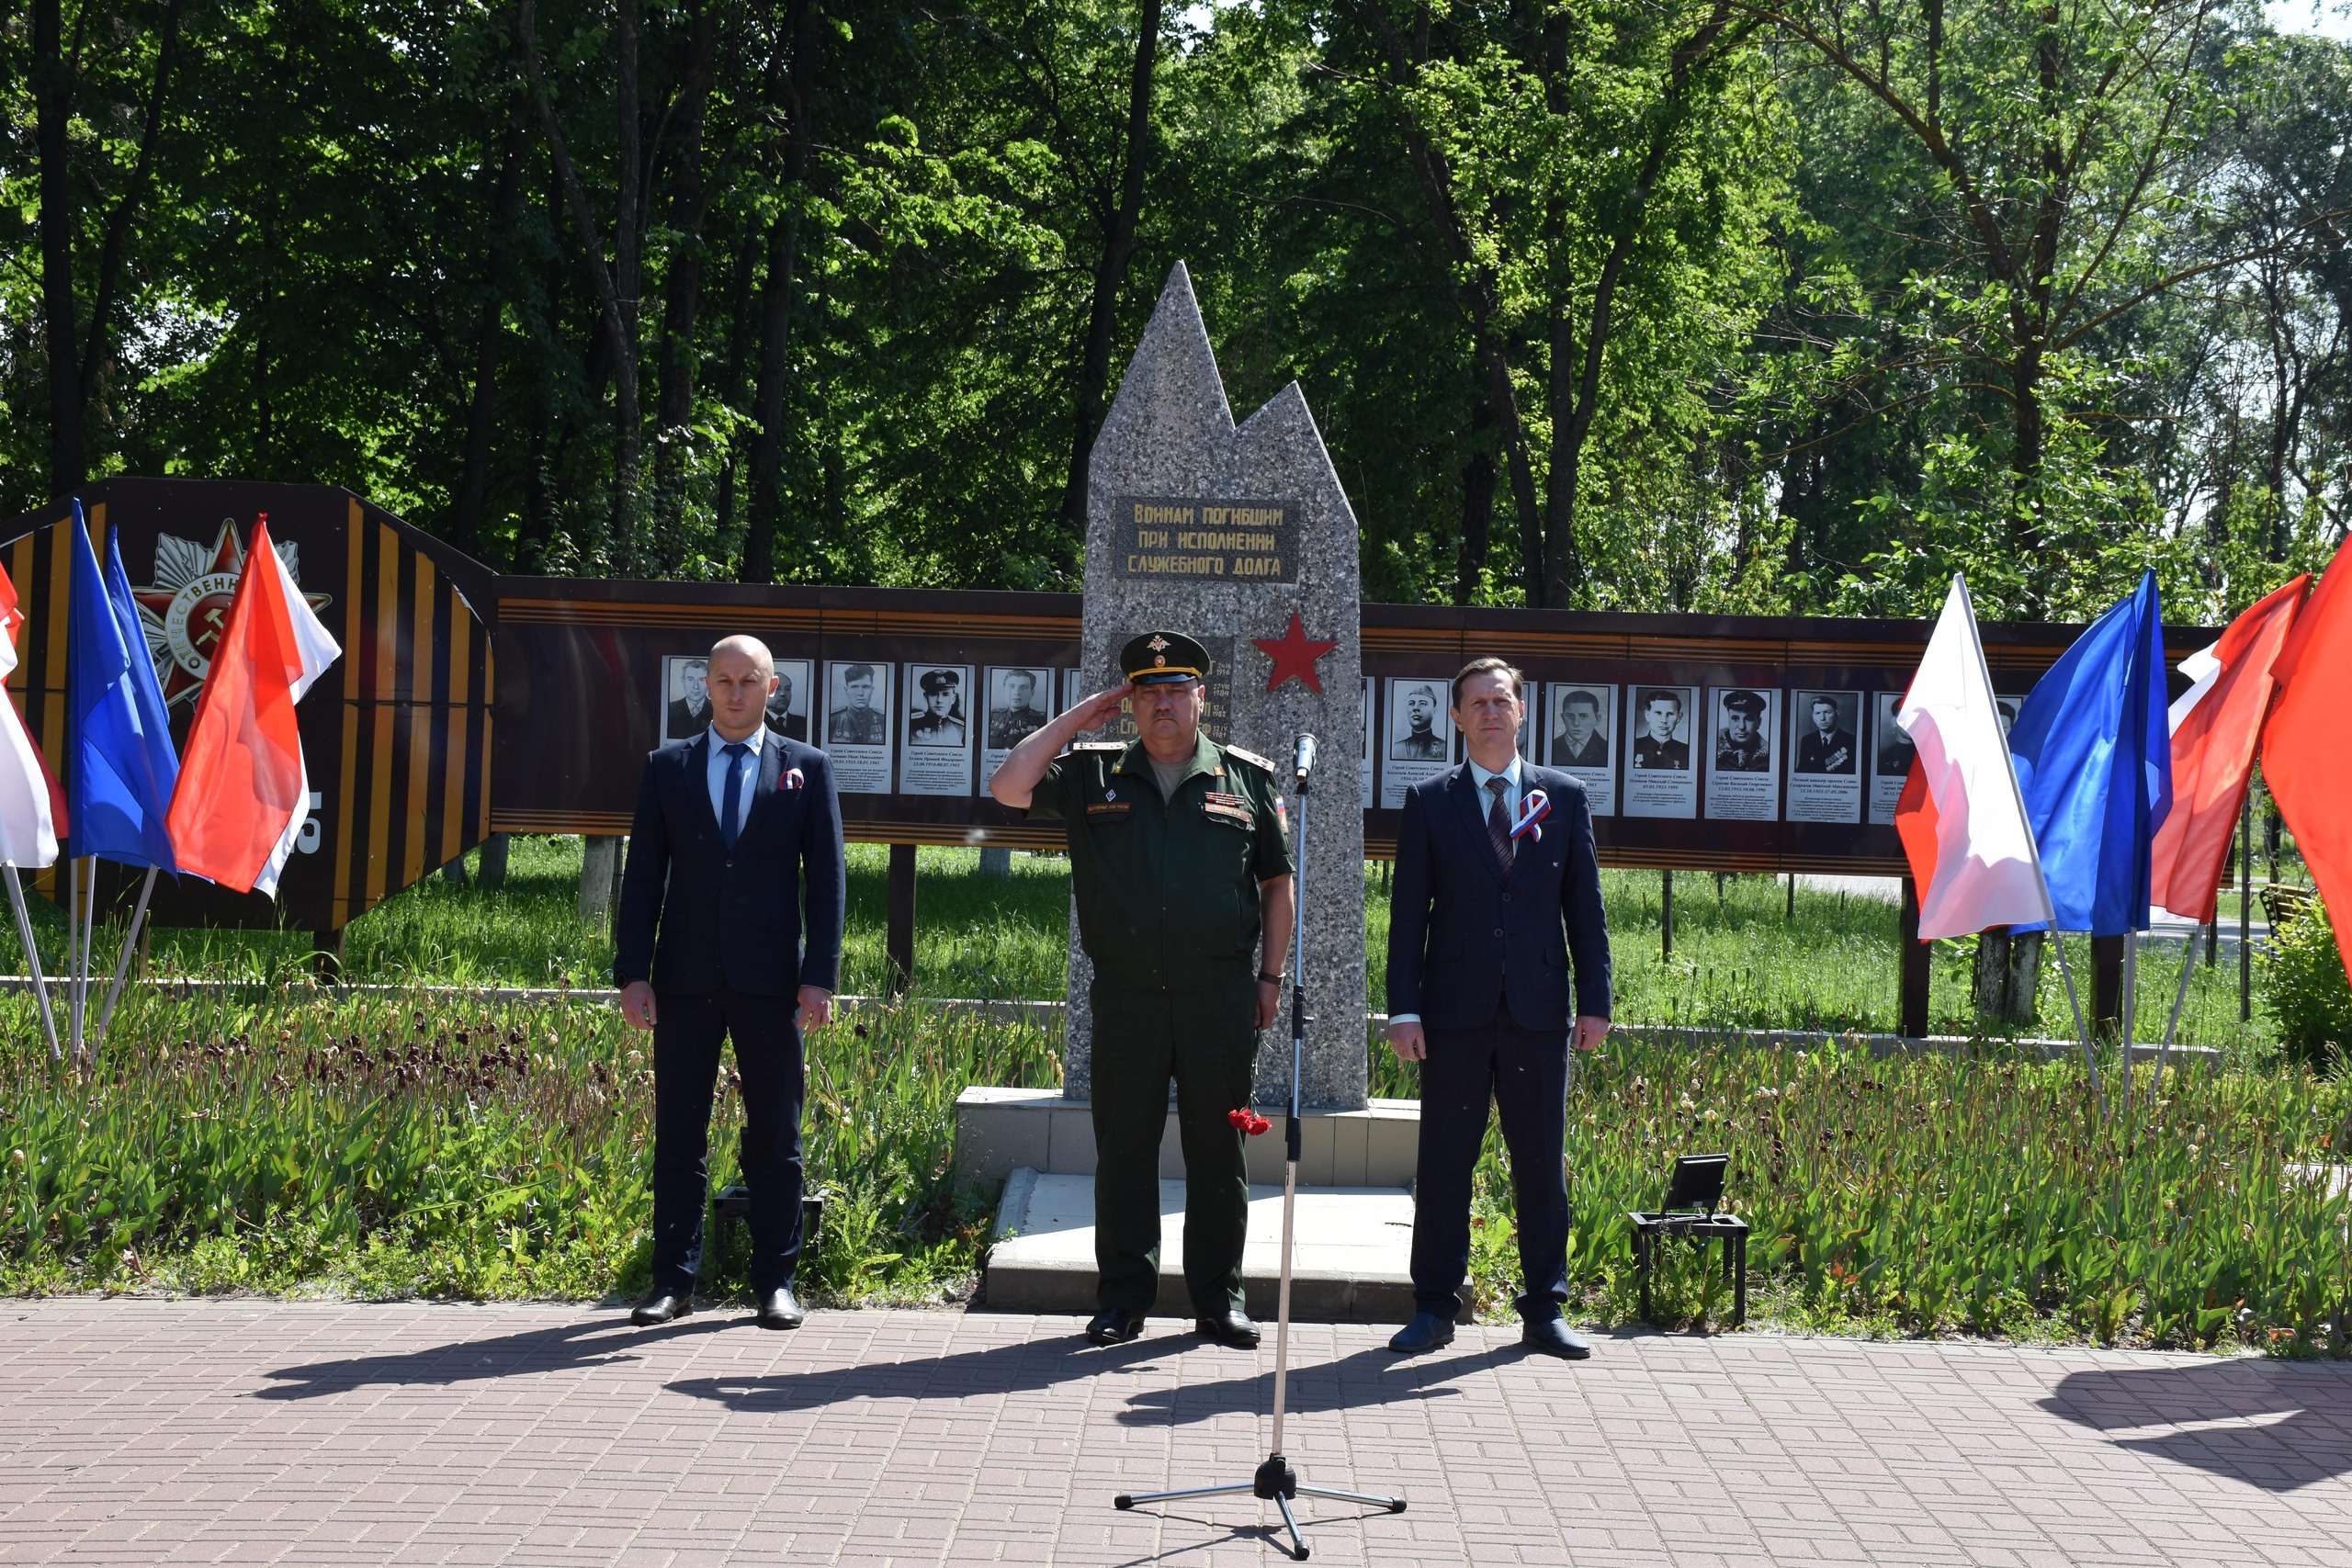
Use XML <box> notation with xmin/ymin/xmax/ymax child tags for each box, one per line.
<box><xmin>1387</xmin><ymin>1311</ymin><xmax>1457</xmax><ymax>1354</ymax></box>
<box><xmin>1521</xmin><ymin>1315</ymin><xmax>1592</xmax><ymax>1359</ymax></box>
<box><xmin>1195</xmin><ymin>1310</ymin><xmax>1261</xmax><ymax>1348</ymax></box>
<box><xmin>1086</xmin><ymin>1307</ymin><xmax>1146</xmax><ymax>1346</ymax></box>
<box><xmin>631</xmin><ymin>1290</ymin><xmax>694</xmax><ymax>1326</ymax></box>
<box><xmin>755</xmin><ymin>1285</ymin><xmax>806</xmax><ymax>1330</ymax></box>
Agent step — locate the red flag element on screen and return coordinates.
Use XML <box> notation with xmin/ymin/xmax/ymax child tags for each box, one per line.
<box><xmin>2263</xmin><ymin>537</ymin><xmax>2352</xmax><ymax>985</ymax></box>
<box><xmin>2150</xmin><ymin>575</ymin><xmax>2307</xmax><ymax>921</ymax></box>
<box><xmin>164</xmin><ymin>519</ymin><xmax>342</xmax><ymax>896</ymax></box>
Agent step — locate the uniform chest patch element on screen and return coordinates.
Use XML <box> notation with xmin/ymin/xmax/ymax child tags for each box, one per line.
<box><xmin>1086</xmin><ymin>798</ymin><xmax>1132</xmax><ymax>819</ymax></box>
<box><xmin>1202</xmin><ymin>792</ymin><xmax>1253</xmax><ymax>828</ymax></box>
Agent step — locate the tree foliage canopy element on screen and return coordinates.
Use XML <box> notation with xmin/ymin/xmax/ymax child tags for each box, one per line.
<box><xmin>3</xmin><ymin>0</ymin><xmax>2343</xmax><ymax>619</ymax></box>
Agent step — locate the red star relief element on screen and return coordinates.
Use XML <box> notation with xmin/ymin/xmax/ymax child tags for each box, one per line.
<box><xmin>130</xmin><ymin>519</ymin><xmax>332</xmax><ymax>706</ymax></box>
<box><xmin>1252</xmin><ymin>610</ymin><xmax>1339</xmax><ymax>694</ymax></box>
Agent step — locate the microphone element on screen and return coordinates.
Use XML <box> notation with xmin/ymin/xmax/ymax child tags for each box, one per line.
<box><xmin>1293</xmin><ymin>733</ymin><xmax>1317</xmax><ymax>783</ymax></box>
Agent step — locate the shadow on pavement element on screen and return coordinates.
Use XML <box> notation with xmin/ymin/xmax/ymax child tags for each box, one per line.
<box><xmin>256</xmin><ymin>1313</ymin><xmax>727</xmax><ymax>1399</ymax></box>
<box><xmin>663</xmin><ymin>1333</ymin><xmax>1495</xmax><ymax>1424</ymax></box>
<box><xmin>1115</xmin><ymin>1343</ymin><xmax>1497</xmax><ymax>1427</ymax></box>
<box><xmin>2040</xmin><ymin>1357</ymin><xmax>2352</xmax><ymax>1491</ymax></box>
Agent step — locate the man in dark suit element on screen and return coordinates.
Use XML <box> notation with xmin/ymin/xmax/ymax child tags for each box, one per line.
<box><xmin>616</xmin><ymin>634</ymin><xmax>845</xmax><ymax>1331</ymax></box>
<box><xmin>1550</xmin><ymin>688</ymin><xmax>1609</xmax><ymax>770</ymax></box>
<box><xmin>664</xmin><ymin>658</ymin><xmax>709</xmax><ymax>742</ymax></box>
<box><xmin>1793</xmin><ymin>695</ymin><xmax>1856</xmax><ymax>774</ymax></box>
<box><xmin>1385</xmin><ymin>657</ymin><xmax>1611</xmax><ymax>1359</ymax></box>
<box><xmin>763</xmin><ymin>669</ymin><xmax>808</xmax><ymax>742</ymax></box>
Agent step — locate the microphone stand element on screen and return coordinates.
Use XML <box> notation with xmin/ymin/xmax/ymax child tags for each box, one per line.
<box><xmin>1115</xmin><ymin>732</ymin><xmax>1405</xmax><ymax>1562</ymax></box>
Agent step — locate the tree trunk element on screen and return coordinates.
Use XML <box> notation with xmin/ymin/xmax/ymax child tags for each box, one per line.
<box><xmin>1375</xmin><ymin>4</ymin><xmax>1543</xmax><ymax>604</ymax></box>
<box><xmin>35</xmin><ymin>0</ymin><xmax>81</xmax><ymax>496</ymax></box>
<box><xmin>1541</xmin><ymin>0</ymin><xmax>1736</xmax><ymax>609</ymax></box>
<box><xmin>611</xmin><ymin>0</ymin><xmax>644</xmax><ymax>569</ymax></box>
<box><xmin>1454</xmin><ymin>394</ymin><xmax>1497</xmax><ymax>604</ymax></box>
<box><xmin>650</xmin><ymin>0</ymin><xmax>721</xmax><ymax>570</ymax></box>
<box><xmin>742</xmin><ymin>0</ymin><xmax>820</xmax><ymax>583</ymax></box>
<box><xmin>711</xmin><ymin>231</ymin><xmax>761</xmax><ymax>553</ymax></box>
<box><xmin>74</xmin><ymin>0</ymin><xmax>184</xmax><ymax>435</ymax></box>
<box><xmin>1054</xmin><ymin>0</ymin><xmax>1164</xmax><ymax>559</ymax></box>
<box><xmin>450</xmin><ymin>98</ymin><xmax>532</xmax><ymax>557</ymax></box>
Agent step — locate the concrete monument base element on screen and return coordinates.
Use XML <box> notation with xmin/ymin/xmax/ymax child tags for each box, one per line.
<box><xmin>983</xmin><ymin>1168</ymin><xmax>1439</xmax><ymax>1323</ymax></box>
<box><xmin>953</xmin><ymin>1086</ymin><xmax>1420</xmax><ymax>1188</ymax></box>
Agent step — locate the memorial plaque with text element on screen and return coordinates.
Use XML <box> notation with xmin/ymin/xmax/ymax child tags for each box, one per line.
<box><xmin>1108</xmin><ymin>497</ymin><xmax>1297</xmax><ymax>584</ymax></box>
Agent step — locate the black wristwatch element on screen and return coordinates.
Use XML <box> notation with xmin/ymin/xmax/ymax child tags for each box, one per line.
<box><xmin>1258</xmin><ymin>970</ymin><xmax>1285</xmax><ymax>986</ymax></box>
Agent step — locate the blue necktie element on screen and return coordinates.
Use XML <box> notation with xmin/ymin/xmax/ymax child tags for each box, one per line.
<box><xmin>720</xmin><ymin>742</ymin><xmax>749</xmax><ymax>850</ymax></box>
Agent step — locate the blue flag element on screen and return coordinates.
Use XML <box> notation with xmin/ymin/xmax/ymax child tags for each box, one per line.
<box><xmin>66</xmin><ymin>501</ymin><xmax>179</xmax><ymax>871</ymax></box>
<box><xmin>2007</xmin><ymin>570</ymin><xmax>2172</xmax><ymax>935</ymax></box>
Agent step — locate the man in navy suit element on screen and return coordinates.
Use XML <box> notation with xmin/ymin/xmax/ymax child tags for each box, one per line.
<box><xmin>1385</xmin><ymin>658</ymin><xmax>1611</xmax><ymax>1359</ymax></box>
<box><xmin>616</xmin><ymin>634</ymin><xmax>846</xmax><ymax>1331</ymax></box>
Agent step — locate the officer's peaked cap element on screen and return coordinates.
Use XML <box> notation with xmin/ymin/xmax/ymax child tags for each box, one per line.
<box><xmin>1122</xmin><ymin>630</ymin><xmax>1210</xmax><ymax>685</ymax></box>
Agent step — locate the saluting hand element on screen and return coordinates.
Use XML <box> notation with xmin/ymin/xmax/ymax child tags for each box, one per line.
<box><xmin>1068</xmin><ymin>683</ymin><xmax>1134</xmax><ymax>732</ymax></box>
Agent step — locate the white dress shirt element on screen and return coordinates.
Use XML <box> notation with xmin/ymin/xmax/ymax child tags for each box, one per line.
<box><xmin>706</xmin><ymin>724</ymin><xmax>766</xmax><ymax>839</ymax></box>
<box><xmin>1393</xmin><ymin>752</ymin><xmax>1523</xmax><ymax>1027</ymax></box>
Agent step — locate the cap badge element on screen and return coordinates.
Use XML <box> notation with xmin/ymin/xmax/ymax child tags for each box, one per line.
<box><xmin>1147</xmin><ymin>635</ymin><xmax>1170</xmax><ymax>652</ymax></box>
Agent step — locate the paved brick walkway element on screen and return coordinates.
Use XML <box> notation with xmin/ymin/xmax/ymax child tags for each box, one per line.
<box><xmin>4</xmin><ymin>1302</ymin><xmax>2350</xmax><ymax>1566</ymax></box>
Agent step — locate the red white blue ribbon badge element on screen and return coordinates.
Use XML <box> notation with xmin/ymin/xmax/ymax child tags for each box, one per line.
<box><xmin>1510</xmin><ymin>788</ymin><xmax>1551</xmax><ymax>843</ymax></box>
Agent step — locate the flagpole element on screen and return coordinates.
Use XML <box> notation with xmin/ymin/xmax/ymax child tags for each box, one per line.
<box><xmin>1953</xmin><ymin>574</ymin><xmax>2103</xmax><ymax>1116</ymax></box>
<box><xmin>5</xmin><ymin>866</ymin><xmax>60</xmax><ymax>1062</ymax></box>
<box><xmin>2150</xmin><ymin>922</ymin><xmax>2199</xmax><ymax>1109</ymax></box>
<box><xmin>94</xmin><ymin>863</ymin><xmax>156</xmax><ymax>1048</ymax></box>
<box><xmin>2120</xmin><ymin>931</ymin><xmax>2139</xmax><ymax>1118</ymax></box>
<box><xmin>81</xmin><ymin>860</ymin><xmax>96</xmax><ymax>1066</ymax></box>
<box><xmin>65</xmin><ymin>854</ymin><xmax>82</xmax><ymax>1060</ymax></box>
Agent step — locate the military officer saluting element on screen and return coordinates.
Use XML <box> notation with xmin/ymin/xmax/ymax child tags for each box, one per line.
<box><xmin>989</xmin><ymin>630</ymin><xmax>1295</xmax><ymax>1348</ymax></box>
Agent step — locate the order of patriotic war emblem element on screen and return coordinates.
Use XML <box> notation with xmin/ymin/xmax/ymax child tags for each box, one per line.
<box><xmin>131</xmin><ymin>520</ymin><xmax>333</xmax><ymax>707</ymax></box>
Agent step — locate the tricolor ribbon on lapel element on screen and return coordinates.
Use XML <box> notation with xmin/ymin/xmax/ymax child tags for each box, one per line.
<box><xmin>783</xmin><ymin>767</ymin><xmax>805</xmax><ymax>791</ymax></box>
<box><xmin>1510</xmin><ymin>788</ymin><xmax>1551</xmax><ymax>843</ymax></box>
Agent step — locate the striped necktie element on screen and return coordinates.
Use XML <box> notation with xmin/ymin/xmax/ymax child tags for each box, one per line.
<box><xmin>1486</xmin><ymin>775</ymin><xmax>1514</xmax><ymax>875</ymax></box>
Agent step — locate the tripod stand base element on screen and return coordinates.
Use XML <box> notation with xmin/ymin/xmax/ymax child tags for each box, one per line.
<box><xmin>1115</xmin><ymin>1451</ymin><xmax>1405</xmax><ymax>1561</ymax></box>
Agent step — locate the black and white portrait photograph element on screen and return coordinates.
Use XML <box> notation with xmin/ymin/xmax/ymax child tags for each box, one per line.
<box><xmin>900</xmin><ymin>663</ymin><xmax>975</xmax><ymax>795</ymax></box>
<box><xmin>1380</xmin><ymin>677</ymin><xmax>1454</xmax><ymax>807</ymax></box>
<box><xmin>1870</xmin><ymin>692</ymin><xmax>1917</xmax><ymax>825</ymax></box>
<box><xmin>985</xmin><ymin>668</ymin><xmax>1053</xmax><ymax>751</ymax></box>
<box><xmin>661</xmin><ymin>655</ymin><xmax>711</xmax><ymax>743</ymax></box>
<box><xmin>1786</xmin><ymin>690</ymin><xmax>1862</xmax><ymax>824</ymax></box>
<box><xmin>823</xmin><ymin>660</ymin><xmax>894</xmax><ymax>794</ymax></box>
<box><xmin>981</xmin><ymin>666</ymin><xmax>1057</xmax><ymax>793</ymax></box>
<box><xmin>1791</xmin><ymin>692</ymin><xmax>1860</xmax><ymax>774</ymax></box>
<box><xmin>1549</xmin><ymin>686</ymin><xmax>1612</xmax><ymax>770</ymax></box>
<box><xmin>1623</xmin><ymin>685</ymin><xmax>1698</xmax><ymax>818</ymax></box>
<box><xmin>1704</xmin><ymin>687</ymin><xmax>1781</xmax><ymax>820</ymax></box>
<box><xmin>1544</xmin><ymin>683</ymin><xmax>1617</xmax><ymax>816</ymax></box>
<box><xmin>1388</xmin><ymin>679</ymin><xmax>1451</xmax><ymax>761</ymax></box>
<box><xmin>763</xmin><ymin>659</ymin><xmax>813</xmax><ymax>743</ymax></box>
<box><xmin>906</xmin><ymin>665</ymin><xmax>969</xmax><ymax>748</ymax></box>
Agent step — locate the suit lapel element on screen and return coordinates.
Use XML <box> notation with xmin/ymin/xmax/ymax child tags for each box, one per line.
<box><xmin>684</xmin><ymin>734</ymin><xmax>724</xmax><ymax>840</ymax></box>
<box><xmin>1448</xmin><ymin>766</ymin><xmax>1505</xmax><ymax>884</ymax></box>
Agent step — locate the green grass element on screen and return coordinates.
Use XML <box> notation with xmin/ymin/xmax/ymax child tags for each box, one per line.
<box><xmin>5</xmin><ymin>836</ymin><xmax>2342</xmax><ymax>1354</ymax></box>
